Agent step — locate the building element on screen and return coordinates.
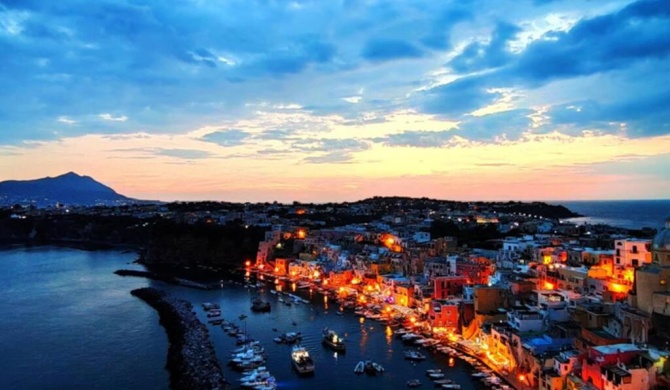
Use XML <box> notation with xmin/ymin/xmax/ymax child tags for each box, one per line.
<box><xmin>614</xmin><ymin>238</ymin><xmax>651</xmax><ymax>268</ymax></box>
<box><xmin>428</xmin><ymin>299</ymin><xmax>460</xmax><ymax>329</ymax></box>
<box><xmin>433</xmin><ymin>275</ymin><xmax>468</xmax><ymax>299</ymax></box>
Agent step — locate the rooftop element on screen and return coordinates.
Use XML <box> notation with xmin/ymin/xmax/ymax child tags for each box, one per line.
<box><xmin>593</xmin><ymin>343</ymin><xmax>642</xmax><ymax>355</ymax></box>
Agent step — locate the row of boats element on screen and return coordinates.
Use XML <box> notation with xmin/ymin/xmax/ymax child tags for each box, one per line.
<box><xmin>405</xmin><ymin>368</ymin><xmax>464</xmax><ymax>388</ymax></box>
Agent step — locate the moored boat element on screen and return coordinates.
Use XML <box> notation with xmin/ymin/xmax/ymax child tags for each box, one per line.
<box><xmin>407</xmin><ymin>379</ymin><xmax>422</xmax><ymax>387</ymax></box>
<box><xmin>404</xmin><ymin>350</ymin><xmax>427</xmax><ymax>361</ymax></box>
<box><xmin>354</xmin><ymin>361</ymin><xmax>365</xmax><ymax>374</ymax></box>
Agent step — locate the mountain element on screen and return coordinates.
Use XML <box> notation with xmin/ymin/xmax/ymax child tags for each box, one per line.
<box><xmin>0</xmin><ymin>172</ymin><xmax>132</xmax><ymax>207</ymax></box>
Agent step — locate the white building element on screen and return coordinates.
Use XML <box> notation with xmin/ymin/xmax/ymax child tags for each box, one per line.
<box><xmin>614</xmin><ymin>238</ymin><xmax>651</xmax><ymax>268</ymax></box>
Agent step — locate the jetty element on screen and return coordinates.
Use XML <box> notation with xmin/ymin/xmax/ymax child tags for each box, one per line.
<box><xmin>131</xmin><ymin>287</ymin><xmax>229</xmax><ymax>390</ymax></box>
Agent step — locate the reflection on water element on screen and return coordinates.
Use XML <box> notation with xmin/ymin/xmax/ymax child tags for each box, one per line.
<box><xmin>385</xmin><ymin>325</ymin><xmax>393</xmax><ymax>345</ymax></box>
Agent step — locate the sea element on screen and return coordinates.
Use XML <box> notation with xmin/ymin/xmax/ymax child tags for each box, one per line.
<box><xmin>554</xmin><ymin>199</ymin><xmax>670</xmax><ymax>231</ymax></box>
<box><xmin>0</xmin><ymin>247</ymin><xmax>486</xmax><ymax>390</ymax></box>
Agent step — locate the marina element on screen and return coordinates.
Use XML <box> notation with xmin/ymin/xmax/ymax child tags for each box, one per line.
<box><xmin>196</xmin><ymin>275</ymin><xmax>498</xmax><ymax>390</ymax></box>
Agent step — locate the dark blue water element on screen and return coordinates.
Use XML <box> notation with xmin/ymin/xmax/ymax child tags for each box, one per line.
<box><xmin>0</xmin><ymin>247</ymin><xmax>168</xmax><ymax>390</ymax></box>
<box><xmin>0</xmin><ymin>247</ymin><xmax>484</xmax><ymax>390</ymax></box>
<box><xmin>556</xmin><ymin>199</ymin><xmax>670</xmax><ymax>230</ymax></box>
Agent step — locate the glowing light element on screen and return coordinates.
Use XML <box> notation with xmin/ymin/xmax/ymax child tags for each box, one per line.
<box><xmin>410</xmin><ymin>317</ymin><xmax>416</xmax><ymax>324</ymax></box>
<box><xmin>359</xmin><ymin>317</ymin><xmax>365</xmax><ymax>324</ymax></box>
<box><xmin>274</xmin><ymin>267</ymin><xmax>279</xmax><ymax>273</ymax></box>
<box><xmin>258</xmin><ymin>264</ymin><xmax>264</xmax><ymax>270</ymax></box>
<box><xmin>245</xmin><ymin>260</ymin><xmax>251</xmax><ymax>267</ymax></box>
<box><xmin>323</xmin><ymin>279</ymin><xmax>328</xmax><ymax>285</ymax></box>
<box><xmin>519</xmin><ymin>374</ymin><xmax>526</xmax><ymax>382</ymax></box>
<box><xmin>544</xmin><ymin>281</ymin><xmax>554</xmax><ymax>290</ymax></box>
<box><xmin>313</xmin><ymin>270</ymin><xmax>320</xmax><ymax>278</ymax></box>
<box><xmin>297</xmin><ymin>229</ymin><xmax>306</xmax><ymax>239</ymax></box>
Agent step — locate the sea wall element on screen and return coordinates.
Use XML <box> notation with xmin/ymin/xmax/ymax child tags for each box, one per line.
<box><xmin>130</xmin><ymin>287</ymin><xmax>229</xmax><ymax>390</ymax></box>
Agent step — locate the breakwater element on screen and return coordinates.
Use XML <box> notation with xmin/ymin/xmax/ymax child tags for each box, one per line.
<box><xmin>130</xmin><ymin>287</ymin><xmax>229</xmax><ymax>390</ymax></box>
<box><xmin>116</xmin><ymin>270</ymin><xmax>211</xmax><ymax>290</ymax></box>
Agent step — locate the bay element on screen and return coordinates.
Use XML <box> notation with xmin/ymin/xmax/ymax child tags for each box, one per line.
<box><xmin>0</xmin><ymin>247</ymin><xmax>485</xmax><ymax>390</ymax></box>
<box><xmin>557</xmin><ymin>199</ymin><xmax>670</xmax><ymax>230</ymax></box>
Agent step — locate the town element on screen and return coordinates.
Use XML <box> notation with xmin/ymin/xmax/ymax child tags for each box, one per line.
<box><xmin>3</xmin><ymin>197</ymin><xmax>669</xmax><ymax>390</ymax></box>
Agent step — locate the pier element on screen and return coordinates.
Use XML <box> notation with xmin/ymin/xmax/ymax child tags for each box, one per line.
<box><xmin>131</xmin><ymin>287</ymin><xmax>229</xmax><ymax>390</ymax></box>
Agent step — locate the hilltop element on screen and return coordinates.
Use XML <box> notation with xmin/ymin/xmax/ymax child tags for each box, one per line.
<box><xmin>0</xmin><ymin>172</ymin><xmax>132</xmax><ymax>207</ymax></box>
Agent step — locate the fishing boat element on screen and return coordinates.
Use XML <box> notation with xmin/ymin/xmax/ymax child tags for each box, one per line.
<box><xmin>426</xmin><ymin>369</ymin><xmax>443</xmax><ymax>375</ymax></box>
<box><xmin>428</xmin><ymin>372</ymin><xmax>446</xmax><ymax>379</ymax></box>
<box><xmin>322</xmin><ymin>328</ymin><xmax>346</xmax><ymax>352</ymax></box>
<box><xmin>291</xmin><ymin>345</ymin><xmax>315</xmax><ymax>375</ymax></box>
<box><xmin>406</xmin><ymin>379</ymin><xmax>422</xmax><ymax>387</ymax></box>
<box><xmin>354</xmin><ymin>361</ymin><xmax>365</xmax><ymax>374</ymax></box>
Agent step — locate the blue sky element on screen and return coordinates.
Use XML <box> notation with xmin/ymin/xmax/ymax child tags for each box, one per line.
<box><xmin>1</xmin><ymin>0</ymin><xmax>669</xmax><ymax>202</ymax></box>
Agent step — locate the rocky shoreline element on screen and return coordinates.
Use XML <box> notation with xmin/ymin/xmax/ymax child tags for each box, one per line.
<box><xmin>130</xmin><ymin>287</ymin><xmax>229</xmax><ymax>390</ymax></box>
<box><xmin>116</xmin><ymin>269</ymin><xmax>212</xmax><ymax>290</ymax></box>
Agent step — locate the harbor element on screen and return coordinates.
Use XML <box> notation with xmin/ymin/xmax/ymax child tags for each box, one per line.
<box><xmin>195</xmin><ymin>274</ymin><xmax>500</xmax><ymax>390</ymax></box>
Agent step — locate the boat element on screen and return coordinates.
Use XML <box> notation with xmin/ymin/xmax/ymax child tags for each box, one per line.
<box><xmin>433</xmin><ymin>379</ymin><xmax>453</xmax><ymax>385</ymax></box>
<box><xmin>354</xmin><ymin>361</ymin><xmax>365</xmax><ymax>374</ymax></box>
<box><xmin>441</xmin><ymin>385</ymin><xmax>461</xmax><ymax>389</ymax></box>
<box><xmin>291</xmin><ymin>345</ymin><xmax>315</xmax><ymax>375</ymax></box>
<box><xmin>426</xmin><ymin>369</ymin><xmax>443</xmax><ymax>375</ymax></box>
<box><xmin>251</xmin><ymin>298</ymin><xmax>271</xmax><ymax>312</ymax></box>
<box><xmin>364</xmin><ymin>361</ymin><xmax>378</xmax><ymax>375</ymax></box>
<box><xmin>407</xmin><ymin>379</ymin><xmax>422</xmax><ymax>387</ymax></box>
<box><xmin>404</xmin><ymin>350</ymin><xmax>427</xmax><ymax>361</ymax></box>
<box><xmin>278</xmin><ymin>331</ymin><xmax>302</xmax><ymax>344</ymax></box>
<box><xmin>322</xmin><ymin>328</ymin><xmax>346</xmax><ymax>352</ymax></box>
<box><xmin>428</xmin><ymin>372</ymin><xmax>445</xmax><ymax>379</ymax></box>
<box><xmin>207</xmin><ymin>310</ymin><xmax>221</xmax><ymax>317</ymax></box>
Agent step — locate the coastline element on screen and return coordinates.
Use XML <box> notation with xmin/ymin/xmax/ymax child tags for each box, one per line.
<box><xmin>130</xmin><ymin>287</ymin><xmax>229</xmax><ymax>390</ymax></box>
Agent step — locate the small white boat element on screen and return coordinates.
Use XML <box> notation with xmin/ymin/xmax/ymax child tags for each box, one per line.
<box><xmin>354</xmin><ymin>361</ymin><xmax>365</xmax><ymax>374</ymax></box>
<box><xmin>429</xmin><ymin>372</ymin><xmax>445</xmax><ymax>379</ymax></box>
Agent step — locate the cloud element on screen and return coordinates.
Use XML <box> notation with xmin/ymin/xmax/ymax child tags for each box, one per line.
<box><xmin>303</xmin><ymin>152</ymin><xmax>357</xmax><ymax>164</ymax></box>
<box><xmin>509</xmin><ymin>0</ymin><xmax>670</xmax><ymax>85</ymax></box>
<box><xmin>373</xmin><ymin>130</ymin><xmax>457</xmax><ymax>148</ymax></box>
<box><xmin>448</xmin><ymin>22</ymin><xmax>521</xmax><ymax>73</ymax></box>
<box><xmin>422</xmin><ymin>75</ymin><xmax>502</xmax><ymax>116</ymax></box>
<box><xmin>421</xmin><ymin>0</ymin><xmax>670</xmax><ymax>138</ymax></box>
<box><xmin>362</xmin><ymin>39</ymin><xmax>425</xmax><ymax>62</ymax></box>
<box><xmin>154</xmin><ymin>148</ymin><xmax>212</xmax><ymax>160</ymax></box>
<box><xmin>1</xmin><ymin>0</ymin><xmax>669</xmax><ymax>150</ymax></box>
<box><xmin>99</xmin><ymin>113</ymin><xmax>128</xmax><ymax>122</ymax></box>
<box><xmin>291</xmin><ymin>138</ymin><xmax>370</xmax><ymax>153</ymax></box>
<box><xmin>57</xmin><ymin>116</ymin><xmax>76</xmax><ymax>125</ymax></box>
<box><xmin>200</xmin><ymin>129</ymin><xmax>251</xmax><ymax>147</ymax></box>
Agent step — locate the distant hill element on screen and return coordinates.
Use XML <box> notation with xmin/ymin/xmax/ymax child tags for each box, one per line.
<box><xmin>0</xmin><ymin>172</ymin><xmax>133</xmax><ymax>207</ymax></box>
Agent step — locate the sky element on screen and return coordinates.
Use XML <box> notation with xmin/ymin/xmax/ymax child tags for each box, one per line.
<box><xmin>1</xmin><ymin>0</ymin><xmax>669</xmax><ymax>203</ymax></box>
